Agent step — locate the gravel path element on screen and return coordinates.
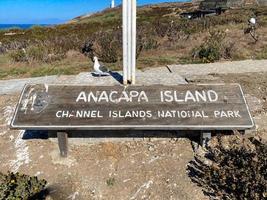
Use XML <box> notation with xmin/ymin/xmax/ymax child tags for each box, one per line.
<box><xmin>1</xmin><ymin>59</ymin><xmax>267</xmax><ymax>95</ymax></box>
<box><xmin>167</xmin><ymin>59</ymin><xmax>267</xmax><ymax>77</ymax></box>
<box><xmin>0</xmin><ymin>71</ymin><xmax>187</xmax><ymax>95</ymax></box>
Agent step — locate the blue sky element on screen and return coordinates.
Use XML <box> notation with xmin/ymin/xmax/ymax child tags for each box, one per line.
<box><xmin>0</xmin><ymin>0</ymin><xmax>184</xmax><ymax>24</ymax></box>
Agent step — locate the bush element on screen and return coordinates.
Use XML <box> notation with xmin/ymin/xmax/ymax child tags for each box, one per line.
<box><xmin>8</xmin><ymin>45</ymin><xmax>64</xmax><ymax>64</ymax></box>
<box><xmin>82</xmin><ymin>29</ymin><xmax>143</xmax><ymax>63</ymax></box>
<box><xmin>8</xmin><ymin>49</ymin><xmax>27</xmax><ymax>62</ymax></box>
<box><xmin>0</xmin><ymin>172</ymin><xmax>47</xmax><ymax>200</ymax></box>
<box><xmin>256</xmin><ymin>46</ymin><xmax>267</xmax><ymax>59</ymax></box>
<box><xmin>1</xmin><ymin>6</ymin><xmax>267</xmax><ymax>66</ymax></box>
<box><xmin>82</xmin><ymin>30</ymin><xmax>121</xmax><ymax>63</ymax></box>
<box><xmin>27</xmin><ymin>45</ymin><xmax>47</xmax><ymax>63</ymax></box>
<box><xmin>188</xmin><ymin>134</ymin><xmax>267</xmax><ymax>200</ymax></box>
<box><xmin>192</xmin><ymin>30</ymin><xmax>226</xmax><ymax>63</ymax></box>
<box><xmin>198</xmin><ymin>45</ymin><xmax>221</xmax><ymax>63</ymax></box>
<box><xmin>142</xmin><ymin>38</ymin><xmax>159</xmax><ymax>50</ymax></box>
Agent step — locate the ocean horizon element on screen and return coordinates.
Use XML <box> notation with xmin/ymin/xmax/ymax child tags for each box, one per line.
<box><xmin>0</xmin><ymin>24</ymin><xmax>53</xmax><ymax>30</ymax></box>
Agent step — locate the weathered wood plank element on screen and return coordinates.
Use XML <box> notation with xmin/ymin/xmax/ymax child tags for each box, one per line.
<box><xmin>10</xmin><ymin>84</ymin><xmax>254</xmax><ymax>130</ymax></box>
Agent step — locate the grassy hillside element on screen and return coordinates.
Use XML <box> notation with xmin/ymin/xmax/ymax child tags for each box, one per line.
<box><xmin>1</xmin><ymin>2</ymin><xmax>267</xmax><ymax>79</ymax></box>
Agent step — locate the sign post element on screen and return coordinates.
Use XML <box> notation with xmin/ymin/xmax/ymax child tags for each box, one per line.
<box><xmin>123</xmin><ymin>0</ymin><xmax>136</xmax><ymax>85</ymax></box>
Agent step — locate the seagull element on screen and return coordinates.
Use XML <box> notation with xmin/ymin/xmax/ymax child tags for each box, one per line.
<box><xmin>93</xmin><ymin>56</ymin><xmax>110</xmax><ymax>76</ymax></box>
<box><xmin>249</xmin><ymin>17</ymin><xmax>256</xmax><ymax>25</ymax></box>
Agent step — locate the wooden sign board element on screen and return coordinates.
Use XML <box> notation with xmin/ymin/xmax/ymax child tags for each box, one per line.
<box><xmin>11</xmin><ymin>84</ymin><xmax>254</xmax><ymax>130</ymax></box>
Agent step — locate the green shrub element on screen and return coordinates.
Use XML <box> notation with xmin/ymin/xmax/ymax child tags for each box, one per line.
<box><xmin>192</xmin><ymin>30</ymin><xmax>226</xmax><ymax>63</ymax></box>
<box><xmin>188</xmin><ymin>134</ymin><xmax>267</xmax><ymax>200</ymax></box>
<box><xmin>0</xmin><ymin>172</ymin><xmax>47</xmax><ymax>200</ymax></box>
<box><xmin>26</xmin><ymin>45</ymin><xmax>47</xmax><ymax>63</ymax></box>
<box><xmin>142</xmin><ymin>38</ymin><xmax>159</xmax><ymax>50</ymax></box>
<box><xmin>106</xmin><ymin>177</ymin><xmax>115</xmax><ymax>187</ymax></box>
<box><xmin>82</xmin><ymin>30</ymin><xmax>121</xmax><ymax>63</ymax></box>
<box><xmin>198</xmin><ymin>45</ymin><xmax>221</xmax><ymax>63</ymax></box>
<box><xmin>8</xmin><ymin>49</ymin><xmax>27</xmax><ymax>62</ymax></box>
<box><xmin>8</xmin><ymin>45</ymin><xmax>64</xmax><ymax>64</ymax></box>
<box><xmin>255</xmin><ymin>46</ymin><xmax>267</xmax><ymax>59</ymax></box>
<box><xmin>154</xmin><ymin>20</ymin><xmax>170</xmax><ymax>37</ymax></box>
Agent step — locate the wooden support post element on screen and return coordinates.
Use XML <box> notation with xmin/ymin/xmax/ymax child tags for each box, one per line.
<box><xmin>200</xmin><ymin>132</ymin><xmax>211</xmax><ymax>147</ymax></box>
<box><xmin>57</xmin><ymin>132</ymin><xmax>68</xmax><ymax>157</ymax></box>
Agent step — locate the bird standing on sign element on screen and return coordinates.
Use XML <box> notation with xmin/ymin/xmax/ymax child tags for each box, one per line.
<box><xmin>93</xmin><ymin>56</ymin><xmax>110</xmax><ymax>76</ymax></box>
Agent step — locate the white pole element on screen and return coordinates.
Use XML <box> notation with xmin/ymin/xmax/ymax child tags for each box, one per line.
<box><xmin>122</xmin><ymin>0</ymin><xmax>128</xmax><ymax>85</ymax></box>
<box><xmin>127</xmin><ymin>0</ymin><xmax>132</xmax><ymax>83</ymax></box>
<box><xmin>122</xmin><ymin>0</ymin><xmax>136</xmax><ymax>85</ymax></box>
<box><xmin>131</xmin><ymin>0</ymin><xmax>136</xmax><ymax>84</ymax></box>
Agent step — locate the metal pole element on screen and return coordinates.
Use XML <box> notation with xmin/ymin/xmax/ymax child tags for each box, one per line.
<box><xmin>122</xmin><ymin>0</ymin><xmax>136</xmax><ymax>85</ymax></box>
<box><xmin>122</xmin><ymin>0</ymin><xmax>128</xmax><ymax>85</ymax></box>
<box><xmin>127</xmin><ymin>0</ymin><xmax>132</xmax><ymax>83</ymax></box>
<box><xmin>131</xmin><ymin>0</ymin><xmax>136</xmax><ymax>84</ymax></box>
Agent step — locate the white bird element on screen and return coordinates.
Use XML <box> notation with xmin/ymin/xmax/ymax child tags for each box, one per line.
<box><xmin>249</xmin><ymin>17</ymin><xmax>256</xmax><ymax>25</ymax></box>
<box><xmin>93</xmin><ymin>56</ymin><xmax>110</xmax><ymax>76</ymax></box>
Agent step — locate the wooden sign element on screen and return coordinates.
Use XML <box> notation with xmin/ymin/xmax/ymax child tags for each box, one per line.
<box><xmin>11</xmin><ymin>84</ymin><xmax>254</xmax><ymax>130</ymax></box>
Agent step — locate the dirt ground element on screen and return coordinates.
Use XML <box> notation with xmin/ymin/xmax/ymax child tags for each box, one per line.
<box><xmin>0</xmin><ymin>72</ymin><xmax>266</xmax><ymax>200</ymax></box>
<box><xmin>188</xmin><ymin>72</ymin><xmax>267</xmax><ymax>137</ymax></box>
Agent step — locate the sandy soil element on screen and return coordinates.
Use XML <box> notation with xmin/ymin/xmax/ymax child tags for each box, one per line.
<box><xmin>0</xmin><ymin>94</ymin><xmax>208</xmax><ymax>200</ymax></box>
<box><xmin>188</xmin><ymin>72</ymin><xmax>267</xmax><ymax>139</ymax></box>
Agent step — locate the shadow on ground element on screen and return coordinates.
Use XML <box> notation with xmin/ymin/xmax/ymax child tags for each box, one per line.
<box><xmin>22</xmin><ymin>130</ymin><xmax>233</xmax><ymax>144</ymax></box>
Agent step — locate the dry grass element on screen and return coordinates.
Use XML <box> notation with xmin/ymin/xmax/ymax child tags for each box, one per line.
<box><xmin>0</xmin><ymin>51</ymin><xmax>90</xmax><ymax>79</ymax></box>
<box><xmin>1</xmin><ymin>5</ymin><xmax>267</xmax><ymax>79</ymax></box>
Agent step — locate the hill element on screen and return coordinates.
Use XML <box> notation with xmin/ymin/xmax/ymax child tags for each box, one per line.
<box><xmin>0</xmin><ymin>2</ymin><xmax>267</xmax><ymax>79</ymax></box>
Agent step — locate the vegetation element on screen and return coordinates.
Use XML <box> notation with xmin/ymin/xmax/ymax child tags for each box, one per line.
<box><xmin>0</xmin><ymin>53</ymin><xmax>90</xmax><ymax>79</ymax></box>
<box><xmin>0</xmin><ymin>172</ymin><xmax>47</xmax><ymax>200</ymax></box>
<box><xmin>188</xmin><ymin>134</ymin><xmax>267</xmax><ymax>200</ymax></box>
<box><xmin>255</xmin><ymin>45</ymin><xmax>267</xmax><ymax>59</ymax></box>
<box><xmin>106</xmin><ymin>177</ymin><xmax>116</xmax><ymax>187</ymax></box>
<box><xmin>1</xmin><ymin>3</ymin><xmax>267</xmax><ymax>78</ymax></box>
<box><xmin>191</xmin><ymin>30</ymin><xmax>238</xmax><ymax>63</ymax></box>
